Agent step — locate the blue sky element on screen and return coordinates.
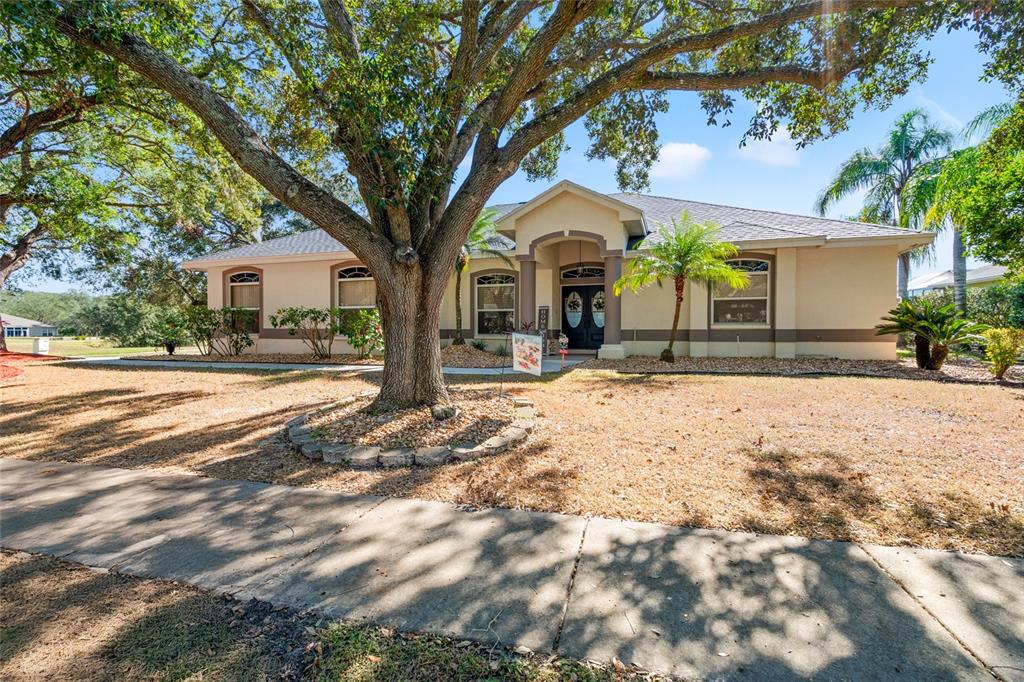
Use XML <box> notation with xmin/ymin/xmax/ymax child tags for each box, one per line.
<box><xmin>27</xmin><ymin>27</ymin><xmax>1011</xmax><ymax>294</ymax></box>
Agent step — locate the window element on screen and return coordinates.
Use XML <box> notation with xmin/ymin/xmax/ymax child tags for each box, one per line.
<box><xmin>228</xmin><ymin>271</ymin><xmax>261</xmax><ymax>333</ymax></box>
<box><xmin>475</xmin><ymin>273</ymin><xmax>515</xmax><ymax>335</ymax></box>
<box><xmin>712</xmin><ymin>259</ymin><xmax>769</xmax><ymax>325</ymax></box>
<box><xmin>336</xmin><ymin>265</ymin><xmax>376</xmax><ymax>308</ymax></box>
<box><xmin>561</xmin><ymin>265</ymin><xmax>605</xmax><ymax>280</ymax></box>
<box><xmin>5</xmin><ymin>327</ymin><xmax>28</xmax><ymax>337</ymax></box>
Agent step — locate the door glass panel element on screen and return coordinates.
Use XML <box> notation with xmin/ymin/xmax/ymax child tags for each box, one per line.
<box><xmin>565</xmin><ymin>291</ymin><xmax>583</xmax><ymax>328</ymax></box>
<box><xmin>592</xmin><ymin>290</ymin><xmax>605</xmax><ymax>328</ymax></box>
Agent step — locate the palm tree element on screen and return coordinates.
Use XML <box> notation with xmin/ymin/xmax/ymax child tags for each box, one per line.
<box><xmin>815</xmin><ymin>109</ymin><xmax>953</xmax><ymax>300</ymax></box>
<box><xmin>924</xmin><ymin>102</ymin><xmax>1014</xmax><ymax>312</ymax></box>
<box><xmin>452</xmin><ymin>208</ymin><xmax>511</xmax><ymax>345</ymax></box>
<box><xmin>614</xmin><ymin>214</ymin><xmax>748</xmax><ymax>363</ymax></box>
<box><xmin>918</xmin><ymin>316</ymin><xmax>988</xmax><ymax>370</ymax></box>
<box><xmin>875</xmin><ymin>298</ymin><xmax>956</xmax><ymax>369</ymax></box>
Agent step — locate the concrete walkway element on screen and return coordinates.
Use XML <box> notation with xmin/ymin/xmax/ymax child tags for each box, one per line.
<box><xmin>2</xmin><ymin>458</ymin><xmax>1021</xmax><ymax>680</ymax></box>
<box><xmin>68</xmin><ymin>355</ymin><xmax>586</xmax><ymax>375</ymax></box>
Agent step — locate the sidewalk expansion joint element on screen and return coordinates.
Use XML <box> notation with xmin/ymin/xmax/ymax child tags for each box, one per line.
<box><xmin>552</xmin><ymin>515</ymin><xmax>589</xmax><ymax>652</ymax></box>
<box><xmin>858</xmin><ymin>543</ymin><xmax>1001</xmax><ymax>681</ymax></box>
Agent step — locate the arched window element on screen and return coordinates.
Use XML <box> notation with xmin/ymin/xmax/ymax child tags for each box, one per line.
<box><xmin>336</xmin><ymin>265</ymin><xmax>376</xmax><ymax>309</ymax></box>
<box><xmin>561</xmin><ymin>265</ymin><xmax>605</xmax><ymax>280</ymax></box>
<box><xmin>227</xmin><ymin>270</ymin><xmax>261</xmax><ymax>333</ymax></box>
<box><xmin>712</xmin><ymin>259</ymin><xmax>770</xmax><ymax>325</ymax></box>
<box><xmin>475</xmin><ymin>273</ymin><xmax>515</xmax><ymax>335</ymax></box>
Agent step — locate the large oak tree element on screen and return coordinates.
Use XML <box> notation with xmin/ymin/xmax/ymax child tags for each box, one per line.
<box><xmin>10</xmin><ymin>0</ymin><xmax>1014</xmax><ymax>404</ymax></box>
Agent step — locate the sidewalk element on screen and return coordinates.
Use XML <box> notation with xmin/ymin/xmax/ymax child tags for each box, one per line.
<box><xmin>67</xmin><ymin>355</ymin><xmax>586</xmax><ymax>375</ymax></box>
<box><xmin>2</xmin><ymin>458</ymin><xmax>1020</xmax><ymax>680</ymax></box>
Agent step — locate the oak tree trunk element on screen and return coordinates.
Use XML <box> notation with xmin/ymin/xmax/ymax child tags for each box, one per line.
<box><xmin>371</xmin><ymin>256</ymin><xmax>451</xmax><ymax>409</ymax></box>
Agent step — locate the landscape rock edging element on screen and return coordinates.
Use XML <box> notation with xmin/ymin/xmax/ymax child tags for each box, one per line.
<box><xmin>283</xmin><ymin>392</ymin><xmax>535</xmax><ymax>468</ymax></box>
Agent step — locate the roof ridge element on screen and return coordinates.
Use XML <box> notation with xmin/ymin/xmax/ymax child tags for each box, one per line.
<box><xmin>610</xmin><ymin>192</ymin><xmax>922</xmax><ymax>235</ymax></box>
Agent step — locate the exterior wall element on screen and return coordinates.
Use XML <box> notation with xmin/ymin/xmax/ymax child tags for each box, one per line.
<box><xmin>511</xmin><ymin>192</ymin><xmax>628</xmax><ymax>256</ymax></box>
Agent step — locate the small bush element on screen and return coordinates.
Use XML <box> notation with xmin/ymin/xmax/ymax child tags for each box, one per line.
<box><xmin>493</xmin><ymin>343</ymin><xmax>509</xmax><ymax>357</ymax></box>
<box><xmin>470</xmin><ymin>339</ymin><xmax>487</xmax><ymax>351</ymax></box>
<box><xmin>336</xmin><ymin>308</ymin><xmax>383</xmax><ymax>358</ymax></box>
<box><xmin>182</xmin><ymin>307</ymin><xmax>255</xmax><ymax>356</ymax></box>
<box><xmin>982</xmin><ymin>328</ymin><xmax>1024</xmax><ymax>380</ymax></box>
<box><xmin>270</xmin><ymin>306</ymin><xmax>344</xmax><ymax>358</ymax></box>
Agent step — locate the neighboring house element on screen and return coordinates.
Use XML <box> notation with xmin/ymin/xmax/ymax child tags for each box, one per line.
<box><xmin>0</xmin><ymin>313</ymin><xmax>58</xmax><ymax>338</ymax></box>
<box><xmin>908</xmin><ymin>264</ymin><xmax>1009</xmax><ymax>297</ymax></box>
<box><xmin>182</xmin><ymin>181</ymin><xmax>934</xmax><ymax>360</ymax></box>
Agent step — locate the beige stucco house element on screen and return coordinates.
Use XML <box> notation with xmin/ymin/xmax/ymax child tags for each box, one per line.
<box><xmin>183</xmin><ymin>181</ymin><xmax>934</xmax><ymax>360</ymax></box>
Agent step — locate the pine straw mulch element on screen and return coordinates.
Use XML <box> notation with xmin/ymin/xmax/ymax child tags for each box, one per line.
<box><xmin>3</xmin><ymin>364</ymin><xmax>1021</xmax><ymax>555</ymax></box>
<box><xmin>308</xmin><ymin>389</ymin><xmax>516</xmax><ymax>448</ymax></box>
<box><xmin>577</xmin><ymin>355</ymin><xmax>1024</xmax><ymax>386</ymax></box>
<box><xmin>1</xmin><ymin>351</ymin><xmax>65</xmax><ymax>382</ymax></box>
<box><xmin>440</xmin><ymin>343</ymin><xmax>511</xmax><ymax>368</ymax></box>
<box><xmin>122</xmin><ymin>344</ymin><xmax>511</xmax><ymax>369</ymax></box>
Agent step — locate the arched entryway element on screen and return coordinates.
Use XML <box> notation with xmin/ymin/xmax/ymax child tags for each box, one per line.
<box><xmin>516</xmin><ymin>231</ymin><xmax>624</xmax><ymax>357</ymax></box>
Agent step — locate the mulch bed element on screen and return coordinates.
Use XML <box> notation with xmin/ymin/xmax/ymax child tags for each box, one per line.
<box><xmin>577</xmin><ymin>355</ymin><xmax>1023</xmax><ymax>386</ymax></box>
<box><xmin>0</xmin><ymin>351</ymin><xmax>65</xmax><ymax>382</ymax></box>
<box><xmin>308</xmin><ymin>389</ymin><xmax>516</xmax><ymax>448</ymax></box>
<box><xmin>440</xmin><ymin>344</ymin><xmax>511</xmax><ymax>368</ymax></box>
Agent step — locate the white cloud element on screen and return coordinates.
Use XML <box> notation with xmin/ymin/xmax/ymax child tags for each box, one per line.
<box><xmin>733</xmin><ymin>129</ymin><xmax>801</xmax><ymax>167</ymax></box>
<box><xmin>650</xmin><ymin>142</ymin><xmax>712</xmax><ymax>180</ymax></box>
<box><xmin>910</xmin><ymin>89</ymin><xmax>963</xmax><ymax>130</ymax></box>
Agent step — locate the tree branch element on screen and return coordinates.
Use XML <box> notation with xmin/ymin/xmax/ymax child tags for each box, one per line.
<box><xmin>0</xmin><ymin>94</ymin><xmax>98</xmax><ymax>159</ymax></box>
<box><xmin>55</xmin><ymin>11</ymin><xmax>389</xmax><ymax>263</ymax></box>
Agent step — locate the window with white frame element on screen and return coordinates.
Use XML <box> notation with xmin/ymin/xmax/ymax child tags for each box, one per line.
<box><xmin>712</xmin><ymin>259</ymin><xmax>770</xmax><ymax>325</ymax></box>
<box><xmin>475</xmin><ymin>273</ymin><xmax>515</xmax><ymax>335</ymax></box>
<box><xmin>4</xmin><ymin>327</ymin><xmax>29</xmax><ymax>337</ymax></box>
<box><xmin>228</xmin><ymin>271</ymin><xmax>261</xmax><ymax>332</ymax></box>
<box><xmin>336</xmin><ymin>266</ymin><xmax>376</xmax><ymax>308</ymax></box>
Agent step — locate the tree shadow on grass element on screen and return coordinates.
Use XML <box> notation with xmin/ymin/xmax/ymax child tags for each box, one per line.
<box><xmin>739</xmin><ymin>445</ymin><xmax>1024</xmax><ymax>556</ymax></box>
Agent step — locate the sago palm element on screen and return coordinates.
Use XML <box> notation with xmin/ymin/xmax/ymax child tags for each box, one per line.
<box><xmin>875</xmin><ymin>298</ymin><xmax>956</xmax><ymax>369</ymax></box>
<box><xmin>918</xmin><ymin>316</ymin><xmax>988</xmax><ymax>371</ymax></box>
<box><xmin>452</xmin><ymin>208</ymin><xmax>511</xmax><ymax>345</ymax></box>
<box><xmin>815</xmin><ymin>109</ymin><xmax>953</xmax><ymax>299</ymax></box>
<box><xmin>614</xmin><ymin>214</ymin><xmax>748</xmax><ymax>363</ymax></box>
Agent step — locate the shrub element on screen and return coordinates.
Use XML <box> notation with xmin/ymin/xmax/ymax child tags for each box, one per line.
<box><xmin>336</xmin><ymin>308</ymin><xmax>383</xmax><ymax>358</ymax></box>
<box><xmin>918</xmin><ymin>316</ymin><xmax>988</xmax><ymax>370</ymax></box>
<box><xmin>470</xmin><ymin>339</ymin><xmax>487</xmax><ymax>351</ymax></box>
<box><xmin>876</xmin><ymin>299</ymin><xmax>956</xmax><ymax>369</ymax></box>
<box><xmin>1010</xmin><ymin>282</ymin><xmax>1024</xmax><ymax>329</ymax></box>
<box><xmin>270</xmin><ymin>306</ymin><xmax>344</xmax><ymax>358</ymax></box>
<box><xmin>155</xmin><ymin>308</ymin><xmax>187</xmax><ymax>355</ymax></box>
<box><xmin>493</xmin><ymin>343</ymin><xmax>509</xmax><ymax>357</ymax></box>
<box><xmin>182</xmin><ymin>306</ymin><xmax>255</xmax><ymax>356</ymax></box>
<box><xmin>982</xmin><ymin>328</ymin><xmax>1024</xmax><ymax>380</ymax></box>
<box><xmin>918</xmin><ymin>284</ymin><xmax>1018</xmax><ymax>328</ymax></box>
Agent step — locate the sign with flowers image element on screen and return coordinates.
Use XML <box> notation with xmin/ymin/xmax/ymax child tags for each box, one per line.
<box><xmin>512</xmin><ymin>333</ymin><xmax>543</xmax><ymax>376</ymax></box>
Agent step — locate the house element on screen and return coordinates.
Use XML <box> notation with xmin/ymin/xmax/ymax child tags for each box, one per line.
<box><xmin>908</xmin><ymin>264</ymin><xmax>1009</xmax><ymax>297</ymax></box>
<box><xmin>0</xmin><ymin>313</ymin><xmax>58</xmax><ymax>338</ymax></box>
<box><xmin>182</xmin><ymin>181</ymin><xmax>934</xmax><ymax>360</ymax></box>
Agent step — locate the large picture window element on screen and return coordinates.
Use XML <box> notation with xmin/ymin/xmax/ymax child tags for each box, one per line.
<box><xmin>712</xmin><ymin>259</ymin><xmax>769</xmax><ymax>325</ymax></box>
<box><xmin>475</xmin><ymin>273</ymin><xmax>515</xmax><ymax>335</ymax></box>
<box><xmin>227</xmin><ymin>271</ymin><xmax>261</xmax><ymax>333</ymax></box>
<box><xmin>337</xmin><ymin>266</ymin><xmax>376</xmax><ymax>308</ymax></box>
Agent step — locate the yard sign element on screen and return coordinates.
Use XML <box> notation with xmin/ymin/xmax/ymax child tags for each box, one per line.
<box><xmin>512</xmin><ymin>333</ymin><xmax>543</xmax><ymax>376</ymax></box>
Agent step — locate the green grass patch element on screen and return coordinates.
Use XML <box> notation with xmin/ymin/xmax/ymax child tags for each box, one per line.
<box><xmin>316</xmin><ymin>623</ymin><xmax>646</xmax><ymax>681</ymax></box>
<box><xmin>4</xmin><ymin>337</ymin><xmax>197</xmax><ymax>357</ymax></box>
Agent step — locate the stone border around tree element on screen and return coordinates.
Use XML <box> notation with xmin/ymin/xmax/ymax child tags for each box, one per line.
<box><xmin>283</xmin><ymin>391</ymin><xmax>536</xmax><ymax>468</ymax></box>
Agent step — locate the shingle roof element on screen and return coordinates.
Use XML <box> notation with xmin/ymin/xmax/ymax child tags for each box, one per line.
<box><xmin>0</xmin><ymin>312</ymin><xmax>53</xmax><ymax>327</ymax></box>
<box><xmin>186</xmin><ymin>186</ymin><xmax>926</xmax><ymax>265</ymax></box>
<box><xmin>609</xmin><ymin>193</ymin><xmax>914</xmax><ymax>243</ymax></box>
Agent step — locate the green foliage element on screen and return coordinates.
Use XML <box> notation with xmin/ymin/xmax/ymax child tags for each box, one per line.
<box><xmin>453</xmin><ymin>209</ymin><xmax>511</xmax><ymax>345</ymax></box>
<box><xmin>0</xmin><ymin>289</ymin><xmax>98</xmax><ymax>334</ymax></box>
<box><xmin>182</xmin><ymin>306</ymin><xmax>219</xmax><ymax>356</ymax></box>
<box><xmin>270</xmin><ymin>306</ymin><xmax>344</xmax><ymax>359</ymax></box>
<box><xmin>982</xmin><ymin>328</ymin><xmax>1024</xmax><ymax>380</ymax></box>
<box><xmin>470</xmin><ymin>339</ymin><xmax>487</xmax><ymax>352</ymax></box>
<box><xmin>616</xmin><ymin>215</ymin><xmax>747</xmax><ymax>362</ymax></box>
<box><xmin>918</xmin><ymin>316</ymin><xmax>989</xmax><ymax>371</ymax></box>
<box><xmin>155</xmin><ymin>308</ymin><xmax>186</xmax><ymax>345</ymax></box>
<box><xmin>335</xmin><ymin>309</ymin><xmax>383</xmax><ymax>358</ymax></box>
<box><xmin>78</xmin><ymin>295</ymin><xmax>161</xmax><ymax>347</ymax></box>
<box><xmin>928</xmin><ymin>100</ymin><xmax>1024</xmax><ymax>272</ymax></box>
<box><xmin>916</xmin><ymin>284</ymin><xmax>1020</xmax><ymax>329</ymax></box>
<box><xmin>876</xmin><ymin>298</ymin><xmax>958</xmax><ymax>369</ymax></box>
<box><xmin>181</xmin><ymin>306</ymin><xmax>254</xmax><ymax>356</ymax></box>
<box><xmin>1010</xmin><ymin>283</ymin><xmax>1024</xmax><ymax>329</ymax></box>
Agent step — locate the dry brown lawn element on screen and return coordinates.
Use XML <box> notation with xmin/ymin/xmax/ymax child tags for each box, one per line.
<box><xmin>2</xmin><ymin>363</ymin><xmax>1021</xmax><ymax>555</ymax></box>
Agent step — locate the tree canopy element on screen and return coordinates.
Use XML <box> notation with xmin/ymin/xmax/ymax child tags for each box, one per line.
<box><xmin>7</xmin><ymin>0</ymin><xmax>1019</xmax><ymax>404</ymax></box>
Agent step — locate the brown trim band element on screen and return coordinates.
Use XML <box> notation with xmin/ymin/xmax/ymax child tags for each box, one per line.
<box><xmin>624</xmin><ymin>329</ymin><xmax>890</xmax><ymax>343</ymax></box>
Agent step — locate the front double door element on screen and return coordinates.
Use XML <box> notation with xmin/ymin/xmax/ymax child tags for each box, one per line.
<box><xmin>561</xmin><ymin>284</ymin><xmax>605</xmax><ymax>350</ymax></box>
